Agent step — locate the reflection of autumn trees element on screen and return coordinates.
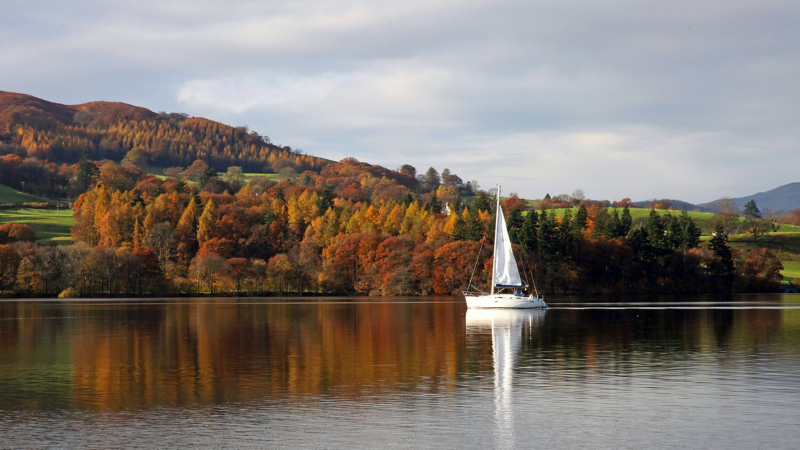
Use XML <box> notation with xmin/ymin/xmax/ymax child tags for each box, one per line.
<box><xmin>2</xmin><ymin>300</ymin><xmax>799</xmax><ymax>410</ymax></box>
<box><xmin>63</xmin><ymin>301</ymin><xmax>466</xmax><ymax>408</ymax></box>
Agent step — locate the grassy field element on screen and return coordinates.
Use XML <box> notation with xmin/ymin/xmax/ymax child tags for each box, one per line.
<box><xmin>147</xmin><ymin>171</ymin><xmax>289</xmax><ymax>182</ymax></box>
<box><xmin>540</xmin><ymin>207</ymin><xmax>714</xmax><ymax>220</ymax></box>
<box><xmin>244</xmin><ymin>173</ymin><xmax>289</xmax><ymax>182</ymax></box>
<box><xmin>0</xmin><ymin>208</ymin><xmax>75</xmax><ymax>244</ymax></box>
<box><xmin>780</xmin><ymin>260</ymin><xmax>800</xmax><ymax>283</ymax></box>
<box><xmin>0</xmin><ymin>184</ymin><xmax>57</xmax><ymax>204</ymax></box>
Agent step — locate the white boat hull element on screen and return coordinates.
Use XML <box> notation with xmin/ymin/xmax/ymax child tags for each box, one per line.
<box><xmin>465</xmin><ymin>294</ymin><xmax>547</xmax><ymax>309</ymax></box>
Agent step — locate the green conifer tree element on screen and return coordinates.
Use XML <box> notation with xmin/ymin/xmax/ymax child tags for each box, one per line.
<box><xmin>708</xmin><ymin>223</ymin><xmax>736</xmax><ymax>290</ymax></box>
<box><xmin>522</xmin><ymin>209</ymin><xmax>539</xmax><ymax>253</ymax></box>
<box><xmin>466</xmin><ymin>209</ymin><xmax>485</xmax><ymax>241</ymax></box>
<box><xmin>472</xmin><ymin>192</ymin><xmax>491</xmax><ymax>214</ymax></box>
<box><xmin>560</xmin><ymin>208</ymin><xmax>574</xmax><ymax>249</ymax></box>
<box><xmin>174</xmin><ymin>179</ymin><xmax>187</xmax><ymax>194</ymax></box>
<box><xmin>645</xmin><ymin>209</ymin><xmax>669</xmax><ymax>255</ymax></box>
<box><xmin>667</xmin><ymin>214</ymin><xmax>683</xmax><ymax>250</ymax></box>
<box><xmin>606</xmin><ymin>207</ymin><xmax>621</xmax><ymax>238</ymax></box>
<box><xmin>427</xmin><ymin>192</ymin><xmax>442</xmax><ymax>213</ymax></box>
<box><xmin>451</xmin><ymin>214</ymin><xmax>468</xmax><ymax>241</ymax></box>
<box><xmin>573</xmin><ymin>204</ymin><xmax>588</xmax><ymax>231</ymax></box>
<box><xmin>679</xmin><ymin>208</ymin><xmax>702</xmax><ymax>251</ymax></box>
<box><xmin>74</xmin><ymin>150</ymin><xmax>100</xmax><ymax>195</ymax></box>
<box><xmin>507</xmin><ymin>208</ymin><xmax>524</xmax><ymax>244</ymax></box>
<box><xmin>537</xmin><ymin>210</ymin><xmax>560</xmax><ymax>266</ymax></box>
<box><xmin>401</xmin><ymin>192</ymin><xmax>415</xmax><ymax>206</ymax></box>
<box><xmin>620</xmin><ymin>204</ymin><xmax>633</xmax><ymax>236</ymax></box>
<box><xmin>318</xmin><ymin>185</ymin><xmax>335</xmax><ymax>215</ymax></box>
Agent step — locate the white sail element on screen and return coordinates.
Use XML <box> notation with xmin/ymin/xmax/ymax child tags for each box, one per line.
<box><xmin>492</xmin><ymin>196</ymin><xmax>524</xmax><ymax>288</ymax></box>
<box><xmin>463</xmin><ymin>185</ymin><xmax>546</xmax><ymax>309</ymax></box>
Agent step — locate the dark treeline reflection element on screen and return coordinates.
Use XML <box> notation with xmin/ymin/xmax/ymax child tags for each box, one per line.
<box><xmin>0</xmin><ymin>297</ymin><xmax>798</xmax><ymax>411</ymax></box>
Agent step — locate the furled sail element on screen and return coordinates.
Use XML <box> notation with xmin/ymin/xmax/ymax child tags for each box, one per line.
<box><xmin>493</xmin><ymin>205</ymin><xmax>525</xmax><ymax>288</ymax></box>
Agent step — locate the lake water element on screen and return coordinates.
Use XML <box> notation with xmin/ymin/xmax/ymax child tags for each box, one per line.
<box><xmin>1</xmin><ymin>295</ymin><xmax>799</xmax><ymax>449</ymax></box>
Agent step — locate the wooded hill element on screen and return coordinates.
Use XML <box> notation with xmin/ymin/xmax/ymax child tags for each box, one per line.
<box><xmin>0</xmin><ymin>90</ymin><xmax>327</xmax><ymax>173</ymax></box>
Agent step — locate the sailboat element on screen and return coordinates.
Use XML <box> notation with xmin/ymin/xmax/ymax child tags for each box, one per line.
<box><xmin>463</xmin><ymin>185</ymin><xmax>547</xmax><ymax>309</ymax></box>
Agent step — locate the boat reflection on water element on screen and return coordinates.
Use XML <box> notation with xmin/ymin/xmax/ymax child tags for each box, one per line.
<box><xmin>465</xmin><ymin>309</ymin><xmax>546</xmax><ymax>447</ymax></box>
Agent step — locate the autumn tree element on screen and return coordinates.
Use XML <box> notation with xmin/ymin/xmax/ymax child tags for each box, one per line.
<box><xmin>183</xmin><ymin>159</ymin><xmax>210</xmax><ymax>182</ymax></box>
<box><xmin>176</xmin><ymin>197</ymin><xmax>200</xmax><ymax>264</ymax></box>
<box><xmin>226</xmin><ymin>257</ymin><xmax>253</xmax><ymax>295</ymax></box>
<box><xmin>422</xmin><ymin>167</ymin><xmax>440</xmax><ymax>191</ymax></box>
<box><xmin>122</xmin><ymin>147</ymin><xmax>148</xmax><ymax>169</ymax></box>
<box><xmin>268</xmin><ymin>253</ymin><xmax>295</xmax><ymax>293</ymax></box>
<box><xmin>16</xmin><ymin>246</ymin><xmax>66</xmax><ymax>296</ymax></box>
<box><xmin>399</xmin><ymin>164</ymin><xmax>417</xmax><ymax>178</ymax></box>
<box><xmin>145</xmin><ymin>222</ymin><xmax>177</xmax><ymax>270</ymax></box>
<box><xmin>373</xmin><ymin>236</ymin><xmax>416</xmax><ymax>295</ymax></box>
<box><xmin>189</xmin><ymin>252</ymin><xmax>229</xmax><ymax>294</ymax></box>
<box><xmin>432</xmin><ymin>241</ymin><xmax>480</xmax><ymax>295</ymax></box>
<box><xmin>0</xmin><ymin>245</ymin><xmax>21</xmax><ymax>292</ymax></box>
<box><xmin>197</xmin><ymin>198</ymin><xmax>218</xmax><ymax>245</ymax></box>
<box><xmin>736</xmin><ymin>248</ymin><xmax>783</xmax><ymax>292</ymax></box>
<box><xmin>0</xmin><ymin>223</ymin><xmax>36</xmax><ymax>244</ymax></box>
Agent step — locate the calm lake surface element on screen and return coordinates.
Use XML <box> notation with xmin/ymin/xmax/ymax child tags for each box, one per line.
<box><xmin>1</xmin><ymin>295</ymin><xmax>799</xmax><ymax>449</ymax></box>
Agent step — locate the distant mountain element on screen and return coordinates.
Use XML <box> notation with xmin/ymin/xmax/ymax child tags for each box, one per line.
<box><xmin>631</xmin><ymin>199</ymin><xmax>698</xmax><ymax>211</ymax></box>
<box><xmin>697</xmin><ymin>182</ymin><xmax>800</xmax><ymax>213</ymax></box>
<box><xmin>0</xmin><ymin>90</ymin><xmax>328</xmax><ymax>173</ymax></box>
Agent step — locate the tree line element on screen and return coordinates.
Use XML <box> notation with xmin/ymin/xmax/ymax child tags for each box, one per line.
<box><xmin>0</xmin><ymin>158</ymin><xmax>785</xmax><ymax>297</ymax></box>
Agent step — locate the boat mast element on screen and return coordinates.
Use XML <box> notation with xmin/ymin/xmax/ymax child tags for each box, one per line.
<box><xmin>491</xmin><ymin>185</ymin><xmax>501</xmax><ymax>295</ymax></box>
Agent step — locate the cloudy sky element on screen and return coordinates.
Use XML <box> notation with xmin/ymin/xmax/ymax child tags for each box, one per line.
<box><xmin>2</xmin><ymin>0</ymin><xmax>799</xmax><ymax>202</ymax></box>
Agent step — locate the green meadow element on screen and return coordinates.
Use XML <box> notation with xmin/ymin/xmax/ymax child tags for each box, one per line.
<box><xmin>146</xmin><ymin>170</ymin><xmax>289</xmax><ymax>182</ymax></box>
<box><xmin>0</xmin><ymin>184</ymin><xmax>57</xmax><ymax>205</ymax></box>
<box><xmin>244</xmin><ymin>173</ymin><xmax>290</xmax><ymax>182</ymax></box>
<box><xmin>540</xmin><ymin>206</ymin><xmax>714</xmax><ymax>221</ymax></box>
<box><xmin>0</xmin><ymin>208</ymin><xmax>75</xmax><ymax>244</ymax></box>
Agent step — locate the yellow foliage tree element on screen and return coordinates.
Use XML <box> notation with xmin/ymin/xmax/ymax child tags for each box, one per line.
<box><xmin>197</xmin><ymin>199</ymin><xmax>218</xmax><ymax>245</ymax></box>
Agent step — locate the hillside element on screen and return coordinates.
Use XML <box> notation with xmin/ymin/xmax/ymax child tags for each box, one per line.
<box><xmin>698</xmin><ymin>182</ymin><xmax>800</xmax><ymax>212</ymax></box>
<box><xmin>0</xmin><ymin>184</ymin><xmax>56</xmax><ymax>204</ymax></box>
<box><xmin>0</xmin><ymin>90</ymin><xmax>328</xmax><ymax>174</ymax></box>
<box><xmin>0</xmin><ymin>91</ymin><xmax>155</xmax><ymax>131</ymax></box>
